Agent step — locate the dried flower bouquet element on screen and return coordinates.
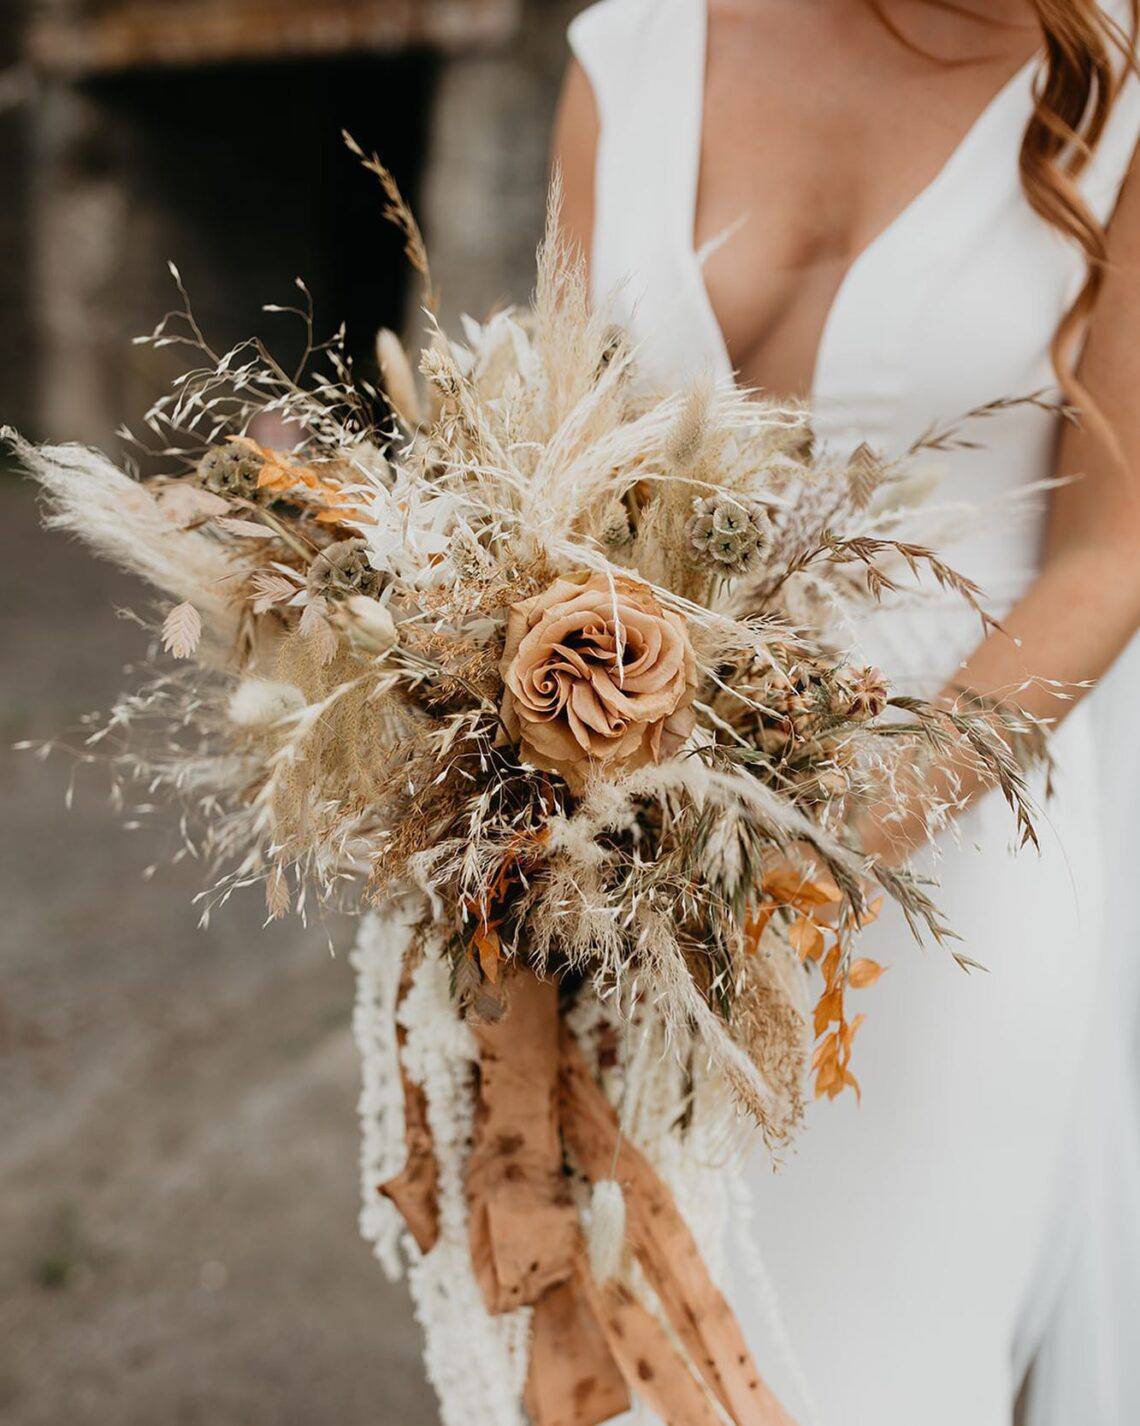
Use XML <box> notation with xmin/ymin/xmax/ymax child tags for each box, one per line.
<box><xmin>9</xmin><ymin>164</ymin><xmax>1048</xmax><ymax>1426</ymax></box>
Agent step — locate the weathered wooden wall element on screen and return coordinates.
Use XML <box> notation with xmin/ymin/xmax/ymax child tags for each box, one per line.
<box><xmin>27</xmin><ymin>0</ymin><xmax>519</xmax><ymax>72</ymax></box>
<box><xmin>418</xmin><ymin>0</ymin><xmax>580</xmax><ymax>333</ymax></box>
<box><xmin>10</xmin><ymin>0</ymin><xmax>576</xmax><ymax>448</ymax></box>
<box><xmin>26</xmin><ymin>54</ymin><xmax>440</xmax><ymax>449</ymax></box>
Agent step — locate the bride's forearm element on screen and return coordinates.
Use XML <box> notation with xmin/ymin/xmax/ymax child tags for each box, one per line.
<box><xmin>951</xmin><ymin>539</ymin><xmax>1140</xmax><ymax>724</ymax></box>
<box><xmin>861</xmin><ymin>133</ymin><xmax>1140</xmax><ymax>866</ymax></box>
<box><xmin>858</xmin><ymin>540</ymin><xmax>1140</xmax><ymax>863</ymax></box>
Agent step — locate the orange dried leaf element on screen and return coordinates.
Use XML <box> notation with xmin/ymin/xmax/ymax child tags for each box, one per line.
<box><xmin>811</xmin><ymin>1032</ymin><xmax>838</xmax><ymax>1071</ymax></box>
<box><xmin>789</xmin><ymin>915</ymin><xmax>826</xmax><ymax>962</ymax></box>
<box><xmin>475</xmin><ymin>928</ymin><xmax>502</xmax><ymax>984</ymax></box>
<box><xmin>840</xmin><ymin>1013</ymin><xmax>866</xmax><ymax>1054</ymax></box>
<box><xmin>848</xmin><ymin>958</ymin><xmax>885</xmax><ymax>989</ymax></box>
<box><xmin>814</xmin><ymin>1063</ymin><xmax>840</xmax><ymax>1098</ymax></box>
<box><xmin>813</xmin><ymin>989</ymin><xmax>842</xmax><ymax>1037</ymax></box>
<box><xmin>855</xmin><ymin>897</ymin><xmax>884</xmax><ymax>929</ymax></box>
<box><xmin>763</xmin><ymin>866</ymin><xmax>841</xmax><ymax>908</ymax></box>
<box><xmin>744</xmin><ymin>905</ymin><xmax>776</xmax><ymax>948</ymax></box>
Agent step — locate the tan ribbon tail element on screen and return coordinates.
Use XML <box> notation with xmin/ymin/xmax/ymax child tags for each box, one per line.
<box><xmin>560</xmin><ymin>1026</ymin><xmax>798</xmax><ymax>1426</ymax></box>
<box><xmin>378</xmin><ymin>968</ymin><xmax>440</xmax><ymax>1254</ymax></box>
<box><xmin>467</xmin><ymin>968</ymin><xmax>578</xmax><ymax>1312</ymax></box>
<box><xmin>524</xmin><ymin>1274</ymin><xmax>633</xmax><ymax>1426</ymax></box>
<box><xmin>574</xmin><ymin>1259</ymin><xmax>727</xmax><ymax>1426</ymax></box>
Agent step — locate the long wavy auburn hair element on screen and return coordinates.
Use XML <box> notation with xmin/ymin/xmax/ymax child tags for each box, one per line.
<box><xmin>872</xmin><ymin>1</ymin><xmax>1139</xmax><ymax>422</ymax></box>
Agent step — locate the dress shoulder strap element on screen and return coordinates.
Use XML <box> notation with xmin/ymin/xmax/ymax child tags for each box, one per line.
<box><xmin>567</xmin><ymin>0</ymin><xmax>658</xmax><ymax>129</ymax></box>
<box><xmin>567</xmin><ymin>0</ymin><xmax>723</xmax><ymax>380</ymax></box>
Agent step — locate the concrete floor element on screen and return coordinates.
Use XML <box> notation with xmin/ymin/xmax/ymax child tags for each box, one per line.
<box><xmin>0</xmin><ymin>477</ymin><xmax>436</xmax><ymax>1423</ymax></box>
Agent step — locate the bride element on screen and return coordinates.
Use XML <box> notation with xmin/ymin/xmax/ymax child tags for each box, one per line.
<box><xmin>553</xmin><ymin>2</ymin><xmax>1140</xmax><ymax>1423</ymax></box>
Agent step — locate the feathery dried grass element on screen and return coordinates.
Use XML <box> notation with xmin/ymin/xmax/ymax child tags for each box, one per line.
<box><xmin>14</xmin><ymin>169</ymin><xmax>1052</xmax><ymax>1127</ymax></box>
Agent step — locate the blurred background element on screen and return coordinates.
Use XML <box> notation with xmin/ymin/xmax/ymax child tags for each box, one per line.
<box><xmin>0</xmin><ymin>2</ymin><xmax>578</xmax><ymax>1420</ymax></box>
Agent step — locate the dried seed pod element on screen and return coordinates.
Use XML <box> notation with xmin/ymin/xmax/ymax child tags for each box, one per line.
<box><xmin>752</xmin><ymin>658</ymin><xmax>837</xmax><ymax>746</ymax></box>
<box><xmin>685</xmin><ymin>495</ymin><xmax>771</xmax><ymax>575</ymax></box>
<box><xmin>337</xmin><ymin>595</ymin><xmax>399</xmax><ymax>655</ymax></box>
<box><xmin>307</xmin><ymin>537</ymin><xmax>384</xmax><ymax>599</ymax></box>
<box><xmin>845</xmin><ymin>666</ymin><xmax>889</xmax><ymax>721</ymax></box>
<box><xmin>198</xmin><ymin>442</ymin><xmax>265</xmax><ymax>502</ymax></box>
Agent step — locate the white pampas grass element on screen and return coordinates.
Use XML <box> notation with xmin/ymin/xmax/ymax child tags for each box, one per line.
<box><xmin>586</xmin><ymin>1179</ymin><xmax>626</xmax><ymax>1284</ymax></box>
<box><xmin>6</xmin><ymin>431</ymin><xmax>239</xmax><ymax>636</ymax></box>
<box><xmin>226</xmin><ymin>678</ymin><xmax>307</xmax><ymax>728</ymax></box>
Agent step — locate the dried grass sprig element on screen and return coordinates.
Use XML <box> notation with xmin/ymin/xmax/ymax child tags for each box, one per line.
<box><xmin>343</xmin><ymin>131</ymin><xmax>435</xmax><ymax>311</ymax></box>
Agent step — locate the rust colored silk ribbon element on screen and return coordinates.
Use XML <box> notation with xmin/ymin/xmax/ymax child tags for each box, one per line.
<box><xmin>379</xmin><ymin>967</ymin><xmax>795</xmax><ymax>1426</ymax></box>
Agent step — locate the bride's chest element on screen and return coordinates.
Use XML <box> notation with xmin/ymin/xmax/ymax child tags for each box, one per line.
<box><xmin>693</xmin><ymin>27</ymin><xmax>1041</xmax><ymax>398</ymax></box>
<box><xmin>585</xmin><ymin>0</ymin><xmax>1138</xmax><ymax>458</ymax></box>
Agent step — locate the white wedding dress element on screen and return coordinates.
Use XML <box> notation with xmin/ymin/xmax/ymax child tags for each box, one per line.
<box><xmin>568</xmin><ymin>3</ymin><xmax>1140</xmax><ymax>1424</ymax></box>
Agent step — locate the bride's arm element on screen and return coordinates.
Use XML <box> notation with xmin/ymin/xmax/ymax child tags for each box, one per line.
<box><xmin>551</xmin><ymin>60</ymin><xmax>598</xmax><ymax>269</ymax></box>
<box><xmin>865</xmin><ymin>150</ymin><xmax>1140</xmax><ymax>859</ymax></box>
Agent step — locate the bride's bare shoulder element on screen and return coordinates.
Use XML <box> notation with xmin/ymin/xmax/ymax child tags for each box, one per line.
<box><xmin>551</xmin><ymin>53</ymin><xmax>599</xmax><ymax>266</ymax></box>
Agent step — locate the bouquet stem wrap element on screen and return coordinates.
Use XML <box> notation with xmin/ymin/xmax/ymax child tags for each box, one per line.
<box><xmin>467</xmin><ymin>973</ymin><xmax>579</xmax><ymax>1314</ymax></box>
<box><xmin>379</xmin><ymin>957</ymin><xmax>796</xmax><ymax>1426</ymax></box>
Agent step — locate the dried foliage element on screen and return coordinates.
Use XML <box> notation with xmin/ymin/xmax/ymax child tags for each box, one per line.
<box><xmin>9</xmin><ymin>178</ymin><xmax>1051</xmax><ymax>1142</ymax></box>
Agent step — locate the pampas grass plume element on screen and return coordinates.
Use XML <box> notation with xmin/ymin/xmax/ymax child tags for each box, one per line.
<box><xmin>587</xmin><ymin>1178</ymin><xmax>626</xmax><ymax>1284</ymax></box>
<box><xmin>227</xmin><ymin>678</ymin><xmax>307</xmax><ymax>728</ymax></box>
<box><xmin>376</xmin><ymin>329</ymin><xmax>424</xmax><ymax>427</ymax></box>
<box><xmin>666</xmin><ymin>379</ymin><xmax>712</xmax><ymax>471</ymax></box>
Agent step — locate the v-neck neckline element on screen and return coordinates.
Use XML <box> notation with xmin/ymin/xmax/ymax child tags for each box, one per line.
<box><xmin>683</xmin><ymin>0</ymin><xmax>1043</xmax><ymax>402</ymax></box>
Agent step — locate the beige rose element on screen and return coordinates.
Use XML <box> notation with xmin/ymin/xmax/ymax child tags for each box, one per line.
<box><xmin>500</xmin><ymin>572</ymin><xmax>697</xmax><ymax>782</ymax></box>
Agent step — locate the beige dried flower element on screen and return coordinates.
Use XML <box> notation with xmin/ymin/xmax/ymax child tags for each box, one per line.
<box><xmin>448</xmin><ymin>528</ymin><xmax>493</xmax><ymax>582</ymax></box>
<box><xmin>500</xmin><ymin>572</ymin><xmax>697</xmax><ymax>783</ymax></box>
<box><xmin>337</xmin><ymin>595</ymin><xmax>399</xmax><ymax>655</ymax></box>
<box><xmin>770</xmin><ymin>665</ymin><xmax>821</xmax><ymax>736</ymax></box>
<box><xmin>598</xmin><ymin>497</ymin><xmax>633</xmax><ymax>549</ymax></box>
<box><xmin>845</xmin><ymin>665</ymin><xmax>889</xmax><ymax>721</ymax></box>
<box><xmin>227</xmin><ymin>678</ymin><xmax>307</xmax><ymax>728</ymax></box>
